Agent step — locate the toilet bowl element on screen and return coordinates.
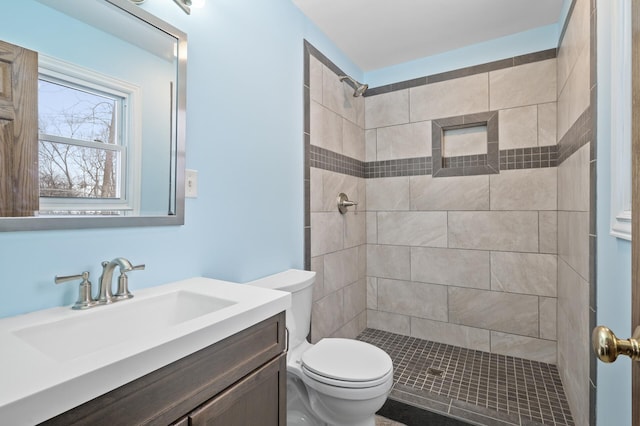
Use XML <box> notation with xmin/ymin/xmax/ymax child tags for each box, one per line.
<box><xmin>249</xmin><ymin>269</ymin><xmax>393</xmax><ymax>426</ymax></box>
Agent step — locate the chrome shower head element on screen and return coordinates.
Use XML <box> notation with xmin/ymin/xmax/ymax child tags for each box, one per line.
<box><xmin>339</xmin><ymin>75</ymin><xmax>368</xmax><ymax>97</ymax></box>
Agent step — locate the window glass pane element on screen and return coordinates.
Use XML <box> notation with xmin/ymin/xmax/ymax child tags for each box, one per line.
<box><xmin>38</xmin><ymin>79</ymin><xmax>117</xmax><ymax>144</ymax></box>
<box><xmin>39</xmin><ymin>141</ymin><xmax>121</xmax><ymax>199</ymax></box>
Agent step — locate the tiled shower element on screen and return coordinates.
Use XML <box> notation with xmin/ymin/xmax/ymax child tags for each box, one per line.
<box><xmin>304</xmin><ymin>0</ymin><xmax>594</xmax><ymax>424</ymax></box>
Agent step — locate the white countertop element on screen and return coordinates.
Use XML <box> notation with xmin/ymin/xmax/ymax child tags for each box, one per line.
<box><xmin>0</xmin><ymin>277</ymin><xmax>290</xmax><ymax>425</ymax></box>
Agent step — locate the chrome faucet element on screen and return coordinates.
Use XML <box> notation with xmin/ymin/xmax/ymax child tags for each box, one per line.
<box><xmin>97</xmin><ymin>257</ymin><xmax>145</xmax><ymax>304</ymax></box>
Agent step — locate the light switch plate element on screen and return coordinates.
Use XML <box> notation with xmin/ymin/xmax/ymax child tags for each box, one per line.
<box><xmin>185</xmin><ymin>169</ymin><xmax>198</xmax><ymax>198</ymax></box>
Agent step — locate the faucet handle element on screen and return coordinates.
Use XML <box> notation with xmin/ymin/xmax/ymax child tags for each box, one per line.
<box><xmin>113</xmin><ymin>264</ymin><xmax>145</xmax><ymax>300</ymax></box>
<box><xmin>55</xmin><ymin>271</ymin><xmax>96</xmax><ymax>310</ymax></box>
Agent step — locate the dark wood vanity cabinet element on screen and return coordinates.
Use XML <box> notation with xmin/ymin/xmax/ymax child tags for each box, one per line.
<box><xmin>41</xmin><ymin>312</ymin><xmax>287</xmax><ymax>426</ymax></box>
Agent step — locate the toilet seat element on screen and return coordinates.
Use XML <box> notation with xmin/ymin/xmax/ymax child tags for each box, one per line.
<box><xmin>301</xmin><ymin>338</ymin><xmax>393</xmax><ymax>388</ymax></box>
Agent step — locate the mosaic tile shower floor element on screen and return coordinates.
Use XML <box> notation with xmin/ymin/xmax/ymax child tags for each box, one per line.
<box><xmin>358</xmin><ymin>329</ymin><xmax>575</xmax><ymax>426</ymax></box>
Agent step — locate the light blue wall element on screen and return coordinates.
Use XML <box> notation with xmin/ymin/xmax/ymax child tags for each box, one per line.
<box><xmin>0</xmin><ymin>0</ymin><xmax>360</xmax><ymax>319</ymax></box>
<box><xmin>596</xmin><ymin>2</ymin><xmax>633</xmax><ymax>424</ymax></box>
<box><xmin>364</xmin><ymin>24</ymin><xmax>559</xmax><ymax>88</ymax></box>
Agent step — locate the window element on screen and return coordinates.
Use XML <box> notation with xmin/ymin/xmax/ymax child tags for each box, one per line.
<box><xmin>37</xmin><ymin>56</ymin><xmax>141</xmax><ymax>216</ymax></box>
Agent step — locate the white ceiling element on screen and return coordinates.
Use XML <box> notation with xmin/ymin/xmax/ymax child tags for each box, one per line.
<box><xmin>292</xmin><ymin>0</ymin><xmax>564</xmax><ymax>71</ymax></box>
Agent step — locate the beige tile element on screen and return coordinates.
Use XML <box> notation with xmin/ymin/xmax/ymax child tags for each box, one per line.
<box><xmin>490</xmin><ymin>59</ymin><xmax>556</xmax><ymax>110</ymax></box>
<box><xmin>309</xmin><ymin>56</ymin><xmax>323</xmax><ymax>103</ymax></box>
<box><xmin>558</xmin><ymin>211</ymin><xmax>590</xmax><ymax>282</ymax></box>
<box><xmin>448</xmin><ymin>287</ymin><xmax>539</xmax><ymax>337</ymax></box>
<box><xmin>498</xmin><ymin>105</ymin><xmax>537</xmax><ymax>149</ymax></box>
<box><xmin>411</xmin><ymin>247</ymin><xmax>490</xmax><ymax>289</ymax></box>
<box><xmin>358</xmin><ymin>244</ymin><xmax>367</xmax><ymax>280</ymax></box>
<box><xmin>540</xmin><ymin>211</ymin><xmax>558</xmax><ymax>254</ymax></box>
<box><xmin>366</xmin><ymin>177</ymin><xmax>410</xmax><ymax>211</ymax></box>
<box><xmin>310</xmin><ymin>101</ymin><xmax>342</xmax><ymax>153</ymax></box>
<box><xmin>538</xmin><ymin>102</ymin><xmax>557</xmax><ymax>146</ymax></box>
<box><xmin>355</xmin><ymin>94</ymin><xmax>365</xmax><ymax>129</ymax></box>
<box><xmin>311</xmin><ymin>289</ymin><xmax>344</xmax><ymax>342</ymax></box>
<box><xmin>557</xmin><ymin>257</ymin><xmax>591</xmax><ymax>426</ymax></box>
<box><xmin>344</xmin><ymin>211</ymin><xmax>366</xmax><ymax>248</ymax></box>
<box><xmin>490</xmin><ymin>168</ymin><xmax>557</xmax><ymax>211</ymax></box>
<box><xmin>343</xmin><ymin>118</ymin><xmax>365</xmax><ymax>161</ymax></box>
<box><xmin>366</xmin><ymin>212</ymin><xmax>377</xmax><ymax>244</ymax></box>
<box><xmin>323</xmin><ymin>171</ymin><xmax>359</xmax><ymax>212</ymax></box>
<box><xmin>367</xmin><ymin>244</ymin><xmax>411</xmax><ymax>280</ymax></box>
<box><xmin>367</xmin><ymin>277</ymin><xmax>378</xmax><ymax>310</ymax></box>
<box><xmin>490</xmin><ymin>332</ymin><xmax>557</xmax><ymax>364</ymax></box>
<box><xmin>311</xmin><ymin>255</ymin><xmax>325</xmax><ymax>301</ymax></box>
<box><xmin>557</xmin><ymin>0</ymin><xmax>591</xmax><ymax>97</ymax></box>
<box><xmin>332</xmin><ymin>311</ymin><xmax>366</xmax><ymax>340</ymax></box>
<box><xmin>377</xmin><ymin>278</ymin><xmax>448</xmax><ymax>322</ymax></box>
<box><xmin>365</xmin><ymin>89</ymin><xmax>410</xmax><ymax>129</ymax></box>
<box><xmin>367</xmin><ymin>309</ymin><xmax>410</xmax><ymax>335</ymax></box>
<box><xmin>490</xmin><ymin>252</ymin><xmax>557</xmax><ymax>297</ymax></box>
<box><xmin>410</xmin><ymin>175</ymin><xmax>489</xmax><ymax>211</ymax></box>
<box><xmin>448</xmin><ymin>211</ymin><xmax>539</xmax><ymax>252</ymax></box>
<box><xmin>558</xmin><ymin>143</ymin><xmax>590</xmax><ymax>212</ymax></box>
<box><xmin>323</xmin><ymin>66</ymin><xmax>357</xmax><ymax>124</ymax></box>
<box><xmin>557</xmin><ymin>45</ymin><xmax>590</xmax><ymax>140</ymax></box>
<box><xmin>376</xmin><ymin>121</ymin><xmax>432</xmax><ymax>161</ymax></box>
<box><xmin>410</xmin><ymin>317</ymin><xmax>490</xmax><ymax>352</ymax></box>
<box><xmin>410</xmin><ymin>73</ymin><xmax>489</xmax><ymax>122</ymax></box>
<box><xmin>377</xmin><ymin>211</ymin><xmax>447</xmax><ymax>247</ymax></box>
<box><xmin>311</xmin><ymin>212</ymin><xmax>343</xmax><ymax>256</ymax></box>
<box><xmin>344</xmin><ymin>279</ymin><xmax>366</xmax><ymax>322</ymax></box>
<box><xmin>310</xmin><ymin>167</ymin><xmax>323</xmax><ymax>213</ymax></box>
<box><xmin>366</xmin><ymin>129</ymin><xmax>377</xmax><ymax>161</ymax></box>
<box><xmin>323</xmin><ymin>247</ymin><xmax>359</xmax><ymax>294</ymax></box>
<box><xmin>442</xmin><ymin>125</ymin><xmax>487</xmax><ymax>156</ymax></box>
<box><xmin>540</xmin><ymin>297</ymin><xmax>557</xmax><ymax>340</ymax></box>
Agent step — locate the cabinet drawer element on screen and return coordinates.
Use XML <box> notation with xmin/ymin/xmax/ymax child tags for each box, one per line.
<box><xmin>41</xmin><ymin>312</ymin><xmax>286</xmax><ymax>426</ymax></box>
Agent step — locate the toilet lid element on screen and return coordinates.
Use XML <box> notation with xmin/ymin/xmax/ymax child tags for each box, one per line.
<box><xmin>301</xmin><ymin>338</ymin><xmax>392</xmax><ymax>383</ymax></box>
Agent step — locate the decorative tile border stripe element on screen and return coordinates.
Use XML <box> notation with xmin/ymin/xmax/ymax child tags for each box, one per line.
<box><xmin>557</xmin><ymin>106</ymin><xmax>592</xmax><ymax>165</ymax></box>
<box><xmin>365</xmin><ymin>157</ymin><xmax>432</xmax><ymax>178</ymax></box>
<box><xmin>500</xmin><ymin>146</ymin><xmax>559</xmax><ymax>170</ymax></box>
<box><xmin>443</xmin><ymin>154</ymin><xmax>488</xmax><ymax>168</ymax></box>
<box><xmin>309</xmin><ymin>145</ymin><xmax>365</xmax><ymax>178</ymax></box>
<box><xmin>365</xmin><ymin>49</ymin><xmax>557</xmax><ymax>97</ymax></box>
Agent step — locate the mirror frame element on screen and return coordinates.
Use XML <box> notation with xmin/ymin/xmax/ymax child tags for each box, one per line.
<box><xmin>0</xmin><ymin>0</ymin><xmax>186</xmax><ymax>231</ymax></box>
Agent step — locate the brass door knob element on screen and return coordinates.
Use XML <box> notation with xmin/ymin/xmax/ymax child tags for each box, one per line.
<box><xmin>592</xmin><ymin>325</ymin><xmax>640</xmax><ymax>363</ymax></box>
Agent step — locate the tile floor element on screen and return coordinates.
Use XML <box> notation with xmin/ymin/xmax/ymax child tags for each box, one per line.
<box><xmin>358</xmin><ymin>328</ymin><xmax>575</xmax><ymax>426</ymax></box>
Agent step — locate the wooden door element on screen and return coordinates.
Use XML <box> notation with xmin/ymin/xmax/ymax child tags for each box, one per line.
<box><xmin>0</xmin><ymin>39</ymin><xmax>38</xmax><ymax>217</ymax></box>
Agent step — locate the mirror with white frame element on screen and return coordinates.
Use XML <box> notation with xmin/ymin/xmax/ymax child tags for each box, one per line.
<box><xmin>0</xmin><ymin>0</ymin><xmax>186</xmax><ymax>231</ymax></box>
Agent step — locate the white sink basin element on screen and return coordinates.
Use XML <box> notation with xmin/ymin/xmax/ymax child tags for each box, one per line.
<box><xmin>14</xmin><ymin>291</ymin><xmax>236</xmax><ymax>362</ymax></box>
<box><xmin>0</xmin><ymin>277</ymin><xmax>291</xmax><ymax>426</ymax></box>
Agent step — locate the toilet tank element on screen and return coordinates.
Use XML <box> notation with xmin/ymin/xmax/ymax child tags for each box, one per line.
<box><xmin>247</xmin><ymin>269</ymin><xmax>316</xmax><ymax>349</ymax></box>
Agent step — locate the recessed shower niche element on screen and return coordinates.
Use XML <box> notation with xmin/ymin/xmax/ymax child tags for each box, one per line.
<box><xmin>431</xmin><ymin>111</ymin><xmax>499</xmax><ymax>177</ymax></box>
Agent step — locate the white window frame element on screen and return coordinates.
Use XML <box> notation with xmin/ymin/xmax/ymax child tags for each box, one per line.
<box><xmin>37</xmin><ymin>55</ymin><xmax>142</xmax><ymax>215</ymax></box>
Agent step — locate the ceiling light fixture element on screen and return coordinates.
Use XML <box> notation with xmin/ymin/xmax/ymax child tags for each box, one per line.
<box><xmin>128</xmin><ymin>0</ymin><xmax>204</xmax><ymax>15</ymax></box>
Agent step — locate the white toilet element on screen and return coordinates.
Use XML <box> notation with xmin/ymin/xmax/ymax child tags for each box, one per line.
<box><xmin>249</xmin><ymin>269</ymin><xmax>393</xmax><ymax>426</ymax></box>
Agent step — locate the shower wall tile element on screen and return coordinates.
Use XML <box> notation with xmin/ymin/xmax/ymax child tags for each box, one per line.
<box><xmin>558</xmin><ymin>143</ymin><xmax>590</xmax><ymax>212</ymax></box>
<box><xmin>489</xmin><ymin>59</ymin><xmax>557</xmax><ymax>110</ymax></box>
<box><xmin>410</xmin><ymin>175</ymin><xmax>489</xmax><ymax>211</ymax></box>
<box><xmin>366</xmin><ymin>211</ymin><xmax>377</xmax><ymax>243</ymax></box>
<box><xmin>358</xmin><ymin>244</ymin><xmax>367</xmax><ymax>279</ymax></box>
<box><xmin>367</xmin><ymin>244</ymin><xmax>411</xmax><ymax>280</ymax></box>
<box><xmin>310</xmin><ymin>101</ymin><xmax>343</xmax><ymax>153</ymax></box>
<box><xmin>367</xmin><ymin>309</ymin><xmax>410</xmax><ymax>335</ymax></box>
<box><xmin>538</xmin><ymin>102</ymin><xmax>558</xmax><ymax>146</ymax></box>
<box><xmin>539</xmin><ymin>211</ymin><xmax>558</xmax><ymax>254</ymax></box>
<box><xmin>311</xmin><ymin>255</ymin><xmax>325</xmax><ymax>301</ymax></box>
<box><xmin>498</xmin><ymin>105</ymin><xmax>538</xmax><ymax>149</ymax></box>
<box><xmin>557</xmin><ymin>45</ymin><xmax>590</xmax><ymax>141</ymax></box>
<box><xmin>311</xmin><ymin>289</ymin><xmax>344</xmax><ymax>342</ymax></box>
<box><xmin>367</xmin><ymin>277</ymin><xmax>378</xmax><ymax>310</ymax></box>
<box><xmin>557</xmin><ymin>0</ymin><xmax>590</xmax><ymax>93</ymax></box>
<box><xmin>333</xmin><ymin>311</ymin><xmax>367</xmax><ymax>340</ymax></box>
<box><xmin>323</xmin><ymin>246</ymin><xmax>359</xmax><ymax>294</ymax></box>
<box><xmin>539</xmin><ymin>296</ymin><xmax>557</xmax><ymax>340</ymax></box>
<box><xmin>410</xmin><ymin>318</ymin><xmax>491</xmax><ymax>352</ymax></box>
<box><xmin>344</xmin><ymin>211</ymin><xmax>366</xmax><ymax>248</ymax></box>
<box><xmin>343</xmin><ymin>118</ymin><xmax>365</xmax><ymax>161</ymax></box>
<box><xmin>490</xmin><ymin>252</ymin><xmax>557</xmax><ymax>297</ymax></box>
<box><xmin>448</xmin><ymin>211</ymin><xmax>539</xmax><ymax>252</ymax></box>
<box><xmin>309</xmin><ymin>55</ymin><xmax>323</xmax><ymax>103</ymax></box>
<box><xmin>322</xmin><ymin>170</ymin><xmax>359</xmax><ymax>211</ymax></box>
<box><xmin>490</xmin><ymin>332</ymin><xmax>557</xmax><ymax>364</ymax></box>
<box><xmin>310</xmin><ymin>167</ymin><xmax>323</xmax><ymax>212</ymax></box>
<box><xmin>376</xmin><ymin>121</ymin><xmax>432</xmax><ymax>160</ymax></box>
<box><xmin>377</xmin><ymin>278</ymin><xmax>448</xmax><ymax>322</ymax></box>
<box><xmin>310</xmin><ymin>212</ymin><xmax>342</xmax><ymax>256</ymax></box>
<box><xmin>489</xmin><ymin>168</ymin><xmax>557</xmax><ymax>211</ymax></box>
<box><xmin>344</xmin><ymin>278</ymin><xmax>367</xmax><ymax>323</ymax></box>
<box><xmin>448</xmin><ymin>287</ymin><xmax>539</xmax><ymax>337</ymax></box>
<box><xmin>323</xmin><ymin>66</ymin><xmax>357</xmax><ymax>124</ymax></box>
<box><xmin>365</xmin><ymin>129</ymin><xmax>377</xmax><ymax>161</ymax></box>
<box><xmin>410</xmin><ymin>247</ymin><xmax>490</xmax><ymax>289</ymax></box>
<box><xmin>366</xmin><ymin>177</ymin><xmax>410</xmax><ymax>211</ymax></box>
<box><xmin>377</xmin><ymin>211</ymin><xmax>447</xmax><ymax>247</ymax></box>
<box><xmin>409</xmin><ymin>73</ymin><xmax>489</xmax><ymax>122</ymax></box>
<box><xmin>558</xmin><ymin>210</ymin><xmax>590</xmax><ymax>281</ymax></box>
<box><xmin>365</xmin><ymin>89</ymin><xmax>410</xmax><ymax>129</ymax></box>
